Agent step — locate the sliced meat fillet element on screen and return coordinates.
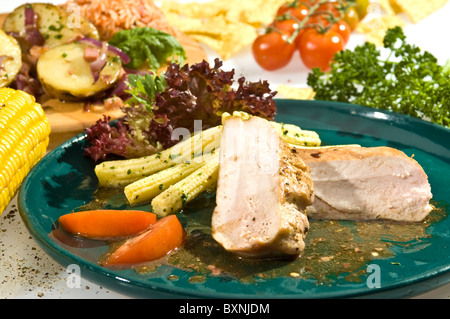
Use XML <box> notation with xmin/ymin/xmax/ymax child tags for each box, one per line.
<box><xmin>211</xmin><ymin>116</ymin><xmax>314</xmax><ymax>258</ymax></box>
<box><xmin>295</xmin><ymin>146</ymin><xmax>433</xmax><ymax>222</ymax></box>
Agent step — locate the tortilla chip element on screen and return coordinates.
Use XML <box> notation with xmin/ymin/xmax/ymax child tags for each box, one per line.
<box><xmin>165</xmin><ymin>13</ymin><xmax>257</xmax><ymax>60</ymax></box>
<box><xmin>161</xmin><ymin>0</ymin><xmax>285</xmax><ymax>59</ymax></box>
<box><xmin>390</xmin><ymin>0</ymin><xmax>448</xmax><ymax>23</ymax></box>
<box><xmin>375</xmin><ymin>0</ymin><xmax>396</xmax><ymax>14</ymax></box>
<box><xmin>163</xmin><ymin>0</ymin><xmax>284</xmax><ymax>25</ymax></box>
<box><xmin>356</xmin><ymin>14</ymin><xmax>405</xmax><ymax>46</ymax></box>
<box><xmin>387</xmin><ymin>0</ymin><xmax>405</xmax><ymax>13</ymax></box>
<box><xmin>190</xmin><ymin>24</ymin><xmax>257</xmax><ymax>60</ymax></box>
<box><xmin>276</xmin><ymin>85</ymin><xmax>315</xmax><ymax>100</ymax></box>
<box><xmin>162</xmin><ymin>0</ymin><xmax>225</xmax><ymax>19</ymax></box>
<box><xmin>230</xmin><ymin>0</ymin><xmax>287</xmax><ymax>26</ymax></box>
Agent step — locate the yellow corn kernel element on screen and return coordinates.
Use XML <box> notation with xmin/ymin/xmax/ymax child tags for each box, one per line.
<box><xmin>151</xmin><ymin>153</ymin><xmax>219</xmax><ymax>216</ymax></box>
<box><xmin>0</xmin><ymin>88</ymin><xmax>51</xmax><ymax>215</ymax></box>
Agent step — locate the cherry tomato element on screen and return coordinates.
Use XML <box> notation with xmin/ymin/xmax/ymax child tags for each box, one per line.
<box><xmin>307</xmin><ymin>11</ymin><xmax>334</xmax><ymax>30</ymax></box>
<box><xmin>331</xmin><ymin>20</ymin><xmax>351</xmax><ymax>44</ymax></box>
<box><xmin>271</xmin><ymin>18</ymin><xmax>305</xmax><ymax>46</ymax></box>
<box><xmin>343</xmin><ymin>7</ymin><xmax>360</xmax><ymax>30</ymax></box>
<box><xmin>276</xmin><ymin>3</ymin><xmax>309</xmax><ymax>21</ymax></box>
<box><xmin>298</xmin><ymin>28</ymin><xmax>344</xmax><ymax>71</ymax></box>
<box><xmin>252</xmin><ymin>30</ymin><xmax>296</xmax><ymax>71</ymax></box>
<box><xmin>272</xmin><ymin>18</ymin><xmax>299</xmax><ymax>35</ymax></box>
<box><xmin>317</xmin><ymin>2</ymin><xmax>340</xmax><ymax>17</ymax></box>
<box><xmin>305</xmin><ymin>16</ymin><xmax>351</xmax><ymax>45</ymax></box>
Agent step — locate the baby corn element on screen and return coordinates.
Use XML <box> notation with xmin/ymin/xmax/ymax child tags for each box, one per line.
<box><xmin>125</xmin><ymin>161</ymin><xmax>203</xmax><ymax>205</ymax></box>
<box><xmin>0</xmin><ymin>88</ymin><xmax>51</xmax><ymax>214</ymax></box>
<box><xmin>272</xmin><ymin>122</ymin><xmax>321</xmax><ymax>147</ymax></box>
<box><xmin>94</xmin><ymin>125</ymin><xmax>222</xmax><ymax>187</ymax></box>
<box><xmin>125</xmin><ymin>152</ymin><xmax>217</xmax><ymax>205</ymax></box>
<box><xmin>151</xmin><ymin>152</ymin><xmax>220</xmax><ymax>216</ymax></box>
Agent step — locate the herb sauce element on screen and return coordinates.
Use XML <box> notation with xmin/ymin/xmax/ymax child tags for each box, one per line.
<box><xmin>69</xmin><ymin>189</ymin><xmax>446</xmax><ymax>285</ymax></box>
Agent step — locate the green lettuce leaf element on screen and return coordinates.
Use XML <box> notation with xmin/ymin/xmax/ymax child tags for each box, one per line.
<box><xmin>108</xmin><ymin>27</ymin><xmax>186</xmax><ymax>70</ymax></box>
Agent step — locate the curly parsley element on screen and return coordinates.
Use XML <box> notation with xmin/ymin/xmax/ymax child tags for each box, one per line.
<box><xmin>307</xmin><ymin>27</ymin><xmax>450</xmax><ymax>128</ymax></box>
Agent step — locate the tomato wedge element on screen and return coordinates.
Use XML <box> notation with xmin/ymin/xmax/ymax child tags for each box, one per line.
<box><xmin>102</xmin><ymin>215</ymin><xmax>185</xmax><ymax>266</ymax></box>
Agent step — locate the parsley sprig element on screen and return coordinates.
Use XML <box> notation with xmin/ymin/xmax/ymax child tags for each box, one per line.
<box><xmin>126</xmin><ymin>72</ymin><xmax>167</xmax><ymax>112</ymax></box>
<box><xmin>307</xmin><ymin>27</ymin><xmax>450</xmax><ymax>128</ymax></box>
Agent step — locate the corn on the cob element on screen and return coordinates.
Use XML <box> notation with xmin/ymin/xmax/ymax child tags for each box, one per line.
<box><xmin>151</xmin><ymin>152</ymin><xmax>220</xmax><ymax>216</ymax></box>
<box><xmin>222</xmin><ymin>111</ymin><xmax>321</xmax><ymax>147</ymax></box>
<box><xmin>94</xmin><ymin>125</ymin><xmax>222</xmax><ymax>187</ymax></box>
<box><xmin>0</xmin><ymin>88</ymin><xmax>51</xmax><ymax>214</ymax></box>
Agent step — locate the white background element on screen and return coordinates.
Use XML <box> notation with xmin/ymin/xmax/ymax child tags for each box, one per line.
<box><xmin>0</xmin><ymin>0</ymin><xmax>449</xmax><ymax>299</ymax></box>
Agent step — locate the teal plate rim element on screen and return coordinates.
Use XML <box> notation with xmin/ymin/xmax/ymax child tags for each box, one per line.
<box><xmin>17</xmin><ymin>99</ymin><xmax>450</xmax><ymax>299</ymax></box>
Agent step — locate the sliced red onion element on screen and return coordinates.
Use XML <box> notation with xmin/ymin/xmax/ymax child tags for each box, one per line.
<box><xmin>107</xmin><ymin>45</ymin><xmax>131</xmax><ymax>65</ymax></box>
<box><xmin>110</xmin><ymin>75</ymin><xmax>130</xmax><ymax>98</ymax></box>
<box><xmin>90</xmin><ymin>42</ymin><xmax>108</xmax><ymax>82</ymax></box>
<box><xmin>79</xmin><ymin>37</ymin><xmax>130</xmax><ymax>65</ymax></box>
<box><xmin>24</xmin><ymin>28</ymin><xmax>45</xmax><ymax>47</ymax></box>
<box><xmin>24</xmin><ymin>4</ymin><xmax>36</xmax><ymax>26</ymax></box>
<box><xmin>24</xmin><ymin>4</ymin><xmax>45</xmax><ymax>46</ymax></box>
<box><xmin>14</xmin><ymin>73</ymin><xmax>43</xmax><ymax>97</ymax></box>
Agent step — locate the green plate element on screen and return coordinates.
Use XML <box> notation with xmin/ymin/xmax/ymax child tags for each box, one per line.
<box><xmin>18</xmin><ymin>99</ymin><xmax>450</xmax><ymax>298</ymax></box>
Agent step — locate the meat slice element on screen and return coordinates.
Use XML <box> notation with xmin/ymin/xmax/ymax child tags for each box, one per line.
<box><xmin>295</xmin><ymin>146</ymin><xmax>433</xmax><ymax>222</ymax></box>
<box><xmin>211</xmin><ymin>116</ymin><xmax>314</xmax><ymax>257</ymax></box>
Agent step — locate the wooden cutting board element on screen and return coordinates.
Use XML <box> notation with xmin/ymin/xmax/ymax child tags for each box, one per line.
<box><xmin>0</xmin><ymin>13</ymin><xmax>208</xmax><ymax>150</ymax></box>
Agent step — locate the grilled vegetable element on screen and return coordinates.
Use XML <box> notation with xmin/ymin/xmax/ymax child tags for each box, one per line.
<box><xmin>2</xmin><ymin>3</ymin><xmax>99</xmax><ymax>49</ymax></box>
<box><xmin>273</xmin><ymin>122</ymin><xmax>321</xmax><ymax>147</ymax></box>
<box><xmin>58</xmin><ymin>209</ymin><xmax>157</xmax><ymax>239</ymax></box>
<box><xmin>94</xmin><ymin>125</ymin><xmax>222</xmax><ymax>187</ymax></box>
<box><xmin>0</xmin><ymin>30</ymin><xmax>22</xmax><ymax>88</ymax></box>
<box><xmin>124</xmin><ymin>161</ymin><xmax>206</xmax><ymax>206</ymax></box>
<box><xmin>102</xmin><ymin>215</ymin><xmax>185</xmax><ymax>266</ymax></box>
<box><xmin>0</xmin><ymin>88</ymin><xmax>51</xmax><ymax>214</ymax></box>
<box><xmin>151</xmin><ymin>153</ymin><xmax>219</xmax><ymax>216</ymax></box>
<box><xmin>36</xmin><ymin>42</ymin><xmax>122</xmax><ymax>100</ymax></box>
